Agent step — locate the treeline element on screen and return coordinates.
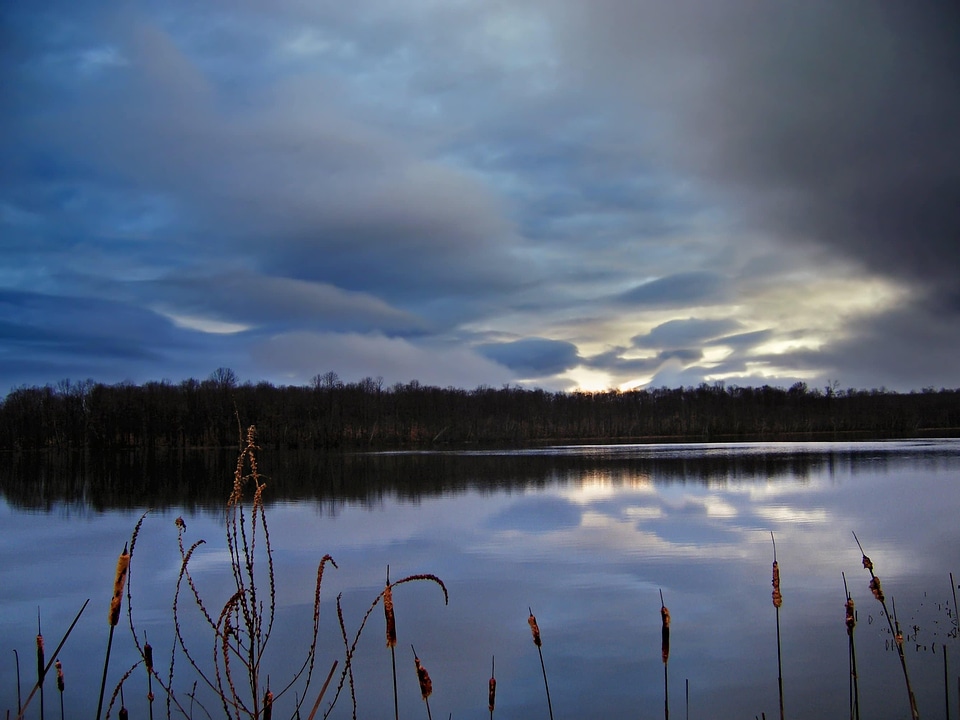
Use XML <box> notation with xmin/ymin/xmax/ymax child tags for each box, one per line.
<box><xmin>1</xmin><ymin>369</ymin><xmax>959</xmax><ymax>451</ymax></box>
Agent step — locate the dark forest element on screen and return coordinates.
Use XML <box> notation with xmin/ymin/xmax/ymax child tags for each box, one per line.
<box><xmin>2</xmin><ymin>368</ymin><xmax>959</xmax><ymax>451</ymax></box>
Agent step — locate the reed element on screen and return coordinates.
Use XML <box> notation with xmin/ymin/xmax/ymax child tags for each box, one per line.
<box><xmin>488</xmin><ymin>656</ymin><xmax>496</xmax><ymax>720</ymax></box>
<box><xmin>54</xmin><ymin>659</ymin><xmax>63</xmax><ymax>720</ymax></box>
<box><xmin>411</xmin><ymin>645</ymin><xmax>434</xmax><ymax>720</ymax></box>
<box><xmin>384</xmin><ymin>567</ymin><xmax>398</xmax><ymax>720</ymax></box>
<box><xmin>771</xmin><ymin>532</ymin><xmax>784</xmax><ymax>720</ymax></box>
<box><xmin>528</xmin><ymin>608</ymin><xmax>554</xmax><ymax>720</ymax></box>
<box><xmin>96</xmin><ymin>544</ymin><xmax>129</xmax><ymax>720</ymax></box>
<box><xmin>853</xmin><ymin>532</ymin><xmax>919</xmax><ymax>720</ymax></box>
<box><xmin>36</xmin><ymin>612</ymin><xmax>44</xmax><ymax>720</ymax></box>
<box><xmin>842</xmin><ymin>572</ymin><xmax>860</xmax><ymax>720</ymax></box>
<box><xmin>660</xmin><ymin>589</ymin><xmax>671</xmax><ymax>720</ymax></box>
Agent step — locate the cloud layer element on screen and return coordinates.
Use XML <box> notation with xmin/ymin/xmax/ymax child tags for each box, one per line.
<box><xmin>2</xmin><ymin>1</ymin><xmax>958</xmax><ymax>392</ymax></box>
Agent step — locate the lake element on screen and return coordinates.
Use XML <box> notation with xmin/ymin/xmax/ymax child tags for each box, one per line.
<box><xmin>2</xmin><ymin>440</ymin><xmax>960</xmax><ymax>720</ymax></box>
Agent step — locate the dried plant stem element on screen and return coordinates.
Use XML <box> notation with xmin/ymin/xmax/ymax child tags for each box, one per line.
<box><xmin>771</xmin><ymin>533</ymin><xmax>784</xmax><ymax>720</ymax></box>
<box><xmin>853</xmin><ymin>532</ymin><xmax>919</xmax><ymax>720</ymax></box>
<box><xmin>14</xmin><ymin>648</ymin><xmax>22</xmax><ymax>716</ymax></box>
<box><xmin>411</xmin><ymin>645</ymin><xmax>433</xmax><ymax>720</ymax></box>
<box><xmin>385</xmin><ymin>566</ymin><xmax>399</xmax><ymax>720</ymax></box>
<box><xmin>16</xmin><ymin>600</ymin><xmax>89</xmax><ymax>720</ymax></box>
<box><xmin>306</xmin><ymin>660</ymin><xmax>338</xmax><ymax>720</ymax></box>
<box><xmin>943</xmin><ymin>645</ymin><xmax>949</xmax><ymax>720</ymax></box>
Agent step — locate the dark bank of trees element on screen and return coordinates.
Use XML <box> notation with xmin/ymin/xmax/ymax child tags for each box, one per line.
<box><xmin>1</xmin><ymin>369</ymin><xmax>959</xmax><ymax>451</ymax></box>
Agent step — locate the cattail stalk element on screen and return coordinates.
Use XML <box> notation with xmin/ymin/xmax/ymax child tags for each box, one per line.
<box><xmin>853</xmin><ymin>532</ymin><xmax>919</xmax><ymax>720</ymax></box>
<box><xmin>489</xmin><ymin>656</ymin><xmax>496</xmax><ymax>720</ymax></box>
<box><xmin>528</xmin><ymin>608</ymin><xmax>554</xmax><ymax>720</ymax></box>
<box><xmin>97</xmin><ymin>544</ymin><xmax>130</xmax><ymax>720</ymax></box>
<box><xmin>16</xmin><ymin>599</ymin><xmax>89</xmax><ymax>720</ymax></box>
<box><xmin>144</xmin><ymin>635</ymin><xmax>155</xmax><ymax>720</ymax></box>
<box><xmin>661</xmin><ymin>589</ymin><xmax>671</xmax><ymax>720</ymax></box>
<box><xmin>771</xmin><ymin>532</ymin><xmax>784</xmax><ymax>720</ymax></box>
<box><xmin>385</xmin><ymin>567</ymin><xmax>399</xmax><ymax>720</ymax></box>
<box><xmin>843</xmin><ymin>573</ymin><xmax>860</xmax><ymax>720</ymax></box>
<box><xmin>55</xmin><ymin>660</ymin><xmax>64</xmax><ymax>720</ymax></box>
<box><xmin>412</xmin><ymin>645</ymin><xmax>433</xmax><ymax>720</ymax></box>
<box><xmin>37</xmin><ymin>611</ymin><xmax>45</xmax><ymax>720</ymax></box>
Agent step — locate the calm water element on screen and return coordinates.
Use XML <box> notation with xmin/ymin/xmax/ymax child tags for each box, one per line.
<box><xmin>2</xmin><ymin>440</ymin><xmax>960</xmax><ymax>720</ymax></box>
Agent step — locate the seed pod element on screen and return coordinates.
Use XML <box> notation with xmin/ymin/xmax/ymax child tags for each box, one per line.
<box><xmin>661</xmin><ymin>604</ymin><xmax>671</xmax><ymax>664</ymax></box>
<box><xmin>528</xmin><ymin>610</ymin><xmax>542</xmax><ymax>647</ymax></box>
<box><xmin>119</xmin><ymin>705</ymin><xmax>128</xmax><ymax>720</ymax></box>
<box><xmin>144</xmin><ymin>640</ymin><xmax>154</xmax><ymax>672</ymax></box>
<box><xmin>383</xmin><ymin>583</ymin><xmax>397</xmax><ymax>648</ymax></box>
<box><xmin>772</xmin><ymin>560</ymin><xmax>783</xmax><ymax>608</ymax></box>
<box><xmin>109</xmin><ymin>544</ymin><xmax>131</xmax><ymax>626</ymax></box>
<box><xmin>56</xmin><ymin>659</ymin><xmax>64</xmax><ymax>693</ymax></box>
<box><xmin>869</xmin><ymin>576</ymin><xmax>884</xmax><ymax>603</ymax></box>
<box><xmin>413</xmin><ymin>651</ymin><xmax>432</xmax><ymax>699</ymax></box>
<box><xmin>845</xmin><ymin>597</ymin><xmax>856</xmax><ymax>636</ymax></box>
<box><xmin>861</xmin><ymin>554</ymin><xmax>873</xmax><ymax>571</ymax></box>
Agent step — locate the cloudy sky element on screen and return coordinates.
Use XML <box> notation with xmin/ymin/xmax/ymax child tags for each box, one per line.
<box><xmin>2</xmin><ymin>1</ymin><xmax>958</xmax><ymax>394</ymax></box>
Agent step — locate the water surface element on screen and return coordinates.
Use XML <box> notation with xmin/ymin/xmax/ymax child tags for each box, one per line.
<box><xmin>2</xmin><ymin>440</ymin><xmax>959</xmax><ymax>719</ymax></box>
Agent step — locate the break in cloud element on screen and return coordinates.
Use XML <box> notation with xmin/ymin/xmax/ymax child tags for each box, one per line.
<box><xmin>1</xmin><ymin>1</ymin><xmax>958</xmax><ymax>393</ymax></box>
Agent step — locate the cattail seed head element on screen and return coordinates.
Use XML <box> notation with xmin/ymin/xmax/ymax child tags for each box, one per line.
<box><xmin>109</xmin><ymin>545</ymin><xmax>131</xmax><ymax>626</ymax></box>
<box><xmin>845</xmin><ymin>597</ymin><xmax>856</xmax><ymax>636</ymax></box>
<box><xmin>119</xmin><ymin>705</ymin><xmax>128</xmax><ymax>720</ymax></box>
<box><xmin>37</xmin><ymin>633</ymin><xmax>45</xmax><ymax>680</ymax></box>
<box><xmin>661</xmin><ymin>604</ymin><xmax>671</xmax><ymax>664</ymax></box>
<box><xmin>869</xmin><ymin>576</ymin><xmax>884</xmax><ymax>603</ymax></box>
<box><xmin>384</xmin><ymin>583</ymin><xmax>397</xmax><ymax>648</ymax></box>
<box><xmin>56</xmin><ymin>659</ymin><xmax>64</xmax><ymax>692</ymax></box>
<box><xmin>488</xmin><ymin>676</ymin><xmax>496</xmax><ymax>712</ymax></box>
<box><xmin>528</xmin><ymin>611</ymin><xmax>542</xmax><ymax>647</ymax></box>
<box><xmin>414</xmin><ymin>654</ymin><xmax>433</xmax><ymax>699</ymax></box>
<box><xmin>175</xmin><ymin>516</ymin><xmax>186</xmax><ymax>531</ymax></box>
<box><xmin>861</xmin><ymin>554</ymin><xmax>873</xmax><ymax>571</ymax></box>
<box><xmin>144</xmin><ymin>641</ymin><xmax>154</xmax><ymax>672</ymax></box>
<box><xmin>263</xmin><ymin>689</ymin><xmax>274</xmax><ymax>720</ymax></box>
<box><xmin>772</xmin><ymin>560</ymin><xmax>783</xmax><ymax>608</ymax></box>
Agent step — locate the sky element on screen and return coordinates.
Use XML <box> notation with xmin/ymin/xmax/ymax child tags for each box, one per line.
<box><xmin>2</xmin><ymin>1</ymin><xmax>959</xmax><ymax>395</ymax></box>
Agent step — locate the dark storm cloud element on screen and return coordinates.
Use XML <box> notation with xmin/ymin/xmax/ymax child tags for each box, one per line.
<box><xmin>478</xmin><ymin>338</ymin><xmax>580</xmax><ymax>377</ymax></box>
<box><xmin>558</xmin><ymin>0</ymin><xmax>960</xmax><ymax>306</ymax></box>
<box><xmin>618</xmin><ymin>272</ymin><xmax>728</xmax><ymax>307</ymax></box>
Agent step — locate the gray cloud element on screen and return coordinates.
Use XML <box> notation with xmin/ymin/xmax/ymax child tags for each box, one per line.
<box><xmin>618</xmin><ymin>272</ymin><xmax>728</xmax><ymax>308</ymax></box>
<box><xmin>633</xmin><ymin>318</ymin><xmax>744</xmax><ymax>349</ymax></box>
<box><xmin>478</xmin><ymin>338</ymin><xmax>580</xmax><ymax>378</ymax></box>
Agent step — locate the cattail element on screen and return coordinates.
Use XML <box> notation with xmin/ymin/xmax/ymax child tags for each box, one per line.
<box><xmin>528</xmin><ymin>610</ymin><xmax>542</xmax><ymax>647</ymax></box>
<box><xmin>772</xmin><ymin>560</ymin><xmax>783</xmax><ymax>608</ymax></box>
<box><xmin>414</xmin><ymin>652</ymin><xmax>432</xmax><ymax>699</ymax></box>
<box><xmin>109</xmin><ymin>544</ymin><xmax>131</xmax><ymax>626</ymax></box>
<box><xmin>869</xmin><ymin>576</ymin><xmax>884</xmax><ymax>603</ymax></box>
<box><xmin>661</xmin><ymin>600</ymin><xmax>671</xmax><ymax>664</ymax></box>
<box><xmin>861</xmin><ymin>554</ymin><xmax>873</xmax><ymax>571</ymax></box>
<box><xmin>488</xmin><ymin>656</ymin><xmax>496</xmax><ymax>714</ymax></box>
<box><xmin>384</xmin><ymin>583</ymin><xmax>397</xmax><ymax>648</ymax></box>
<box><xmin>845</xmin><ymin>597</ymin><xmax>856</xmax><ymax>636</ymax></box>
<box><xmin>263</xmin><ymin>687</ymin><xmax>274</xmax><ymax>720</ymax></box>
<box><xmin>37</xmin><ymin>632</ymin><xmax>45</xmax><ymax>684</ymax></box>
<box><xmin>55</xmin><ymin>660</ymin><xmax>64</xmax><ymax>693</ymax></box>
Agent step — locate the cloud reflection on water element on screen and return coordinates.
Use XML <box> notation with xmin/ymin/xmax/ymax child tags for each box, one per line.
<box><xmin>2</xmin><ymin>441</ymin><xmax>959</xmax><ymax>719</ymax></box>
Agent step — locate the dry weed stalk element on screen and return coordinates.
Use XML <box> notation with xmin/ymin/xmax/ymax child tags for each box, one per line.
<box><xmin>326</xmin><ymin>572</ymin><xmax>448</xmax><ymax>720</ymax></box>
<box><xmin>55</xmin><ymin>659</ymin><xmax>64</xmax><ymax>720</ymax></box>
<box><xmin>853</xmin><ymin>532</ymin><xmax>919</xmax><ymax>720</ymax></box>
